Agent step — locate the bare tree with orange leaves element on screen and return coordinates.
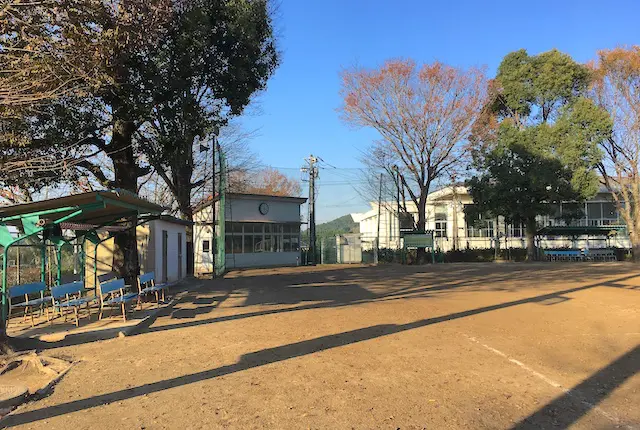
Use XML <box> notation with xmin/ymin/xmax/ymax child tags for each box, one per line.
<box><xmin>592</xmin><ymin>46</ymin><xmax>640</xmax><ymax>259</ymax></box>
<box><xmin>233</xmin><ymin>167</ymin><xmax>301</xmax><ymax>196</ymax></box>
<box><xmin>339</xmin><ymin>59</ymin><xmax>486</xmax><ymax>257</ymax></box>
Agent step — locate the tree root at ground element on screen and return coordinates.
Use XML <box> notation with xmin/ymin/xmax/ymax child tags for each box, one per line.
<box><xmin>0</xmin><ymin>351</ymin><xmax>74</xmax><ymax>416</ymax></box>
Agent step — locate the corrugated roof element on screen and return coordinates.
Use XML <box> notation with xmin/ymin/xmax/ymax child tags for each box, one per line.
<box><xmin>0</xmin><ymin>189</ymin><xmax>163</xmax><ymax>225</ymax></box>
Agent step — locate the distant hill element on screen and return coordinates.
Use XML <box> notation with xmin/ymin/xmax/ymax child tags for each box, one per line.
<box><xmin>316</xmin><ymin>214</ymin><xmax>359</xmax><ymax>239</ymax></box>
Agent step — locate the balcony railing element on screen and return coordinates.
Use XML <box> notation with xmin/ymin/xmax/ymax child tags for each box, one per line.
<box><xmin>543</xmin><ymin>218</ymin><xmax>625</xmax><ymax>227</ymax></box>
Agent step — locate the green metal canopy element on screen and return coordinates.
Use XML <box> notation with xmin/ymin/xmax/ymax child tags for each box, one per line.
<box><xmin>0</xmin><ymin>189</ymin><xmax>164</xmax><ymax>325</ymax></box>
<box><xmin>0</xmin><ymin>189</ymin><xmax>163</xmax><ymax>227</ymax></box>
<box><xmin>536</xmin><ymin>225</ymin><xmax>626</xmax><ymax>237</ymax></box>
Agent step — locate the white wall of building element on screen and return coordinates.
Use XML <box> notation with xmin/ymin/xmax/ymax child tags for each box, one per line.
<box><xmin>226</xmin><ymin>252</ymin><xmax>300</xmax><ymax>269</ymax></box>
<box><xmin>146</xmin><ymin>219</ymin><xmax>188</xmax><ymax>283</ymax></box>
<box><xmin>194</xmin><ymin>205</ymin><xmax>214</xmax><ymax>274</ymax></box>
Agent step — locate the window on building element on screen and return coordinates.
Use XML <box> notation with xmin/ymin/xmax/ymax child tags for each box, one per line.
<box><xmin>232</xmin><ymin>236</ymin><xmax>242</xmax><ymax>253</ymax></box>
<box><xmin>466</xmin><ymin>219</ymin><xmax>494</xmax><ymax>238</ymax></box>
<box><xmin>224</xmin><ymin>222</ymin><xmax>301</xmax><ymax>254</ymax></box>
<box><xmin>434</xmin><ymin>210</ymin><xmax>447</xmax><ymax>238</ymax></box>
<box><xmin>464</xmin><ymin>205</ymin><xmax>494</xmax><ymax>238</ymax></box>
<box><xmin>602</xmin><ymin>202</ymin><xmax>619</xmax><ymax>224</ymax></box>
<box><xmin>243</xmin><ymin>234</ymin><xmax>254</xmax><ymax>254</ymax></box>
<box><xmin>508</xmin><ymin>223</ymin><xmax>525</xmax><ymax>237</ymax></box>
<box><xmin>291</xmin><ymin>236</ymin><xmax>300</xmax><ymax>252</ymax></box>
<box><xmin>587</xmin><ymin>202</ymin><xmax>602</xmax><ymax>225</ymax></box>
<box><xmin>399</xmin><ymin>212</ymin><xmax>415</xmax><ymax>231</ymax></box>
<box><xmin>202</xmin><ymin>240</ymin><xmax>210</xmax><ymax>253</ymax></box>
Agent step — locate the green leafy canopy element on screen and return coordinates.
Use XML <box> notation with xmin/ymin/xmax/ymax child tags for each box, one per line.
<box><xmin>467</xmin><ymin>49</ymin><xmax>612</xmax><ymax>243</ymax></box>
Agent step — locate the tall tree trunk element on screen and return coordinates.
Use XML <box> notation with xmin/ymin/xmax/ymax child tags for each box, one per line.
<box><xmin>177</xmin><ymin>189</ymin><xmax>194</xmax><ymax>275</ymax></box>
<box><xmin>525</xmin><ymin>216</ymin><xmax>537</xmax><ymax>261</ymax></box>
<box><xmin>629</xmin><ymin>230</ymin><xmax>640</xmax><ymax>263</ymax></box>
<box><xmin>110</xmin><ymin>109</ymin><xmax>140</xmax><ymax>285</ymax></box>
<box><xmin>416</xmin><ymin>193</ymin><xmax>427</xmax><ymax>263</ymax></box>
<box><xmin>175</xmin><ymin>158</ymin><xmax>195</xmax><ymax>274</ymax></box>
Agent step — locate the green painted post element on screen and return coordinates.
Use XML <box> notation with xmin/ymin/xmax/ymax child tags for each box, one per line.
<box><xmin>80</xmin><ymin>238</ymin><xmax>85</xmax><ymax>283</ymax></box>
<box><xmin>1</xmin><ymin>249</ymin><xmax>7</xmax><ymax>325</ymax></box>
<box><xmin>56</xmin><ymin>245</ymin><xmax>62</xmax><ymax>286</ymax></box>
<box><xmin>94</xmin><ymin>244</ymin><xmax>98</xmax><ymax>294</ymax></box>
<box><xmin>40</xmin><ymin>242</ymin><xmax>46</xmax><ymax>284</ymax></box>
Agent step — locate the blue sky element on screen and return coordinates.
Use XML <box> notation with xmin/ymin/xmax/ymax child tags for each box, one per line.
<box><xmin>243</xmin><ymin>0</ymin><xmax>640</xmax><ymax>223</ymax></box>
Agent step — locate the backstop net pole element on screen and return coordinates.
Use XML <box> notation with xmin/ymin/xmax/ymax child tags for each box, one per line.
<box><xmin>215</xmin><ymin>150</ymin><xmax>226</xmax><ymax>277</ymax></box>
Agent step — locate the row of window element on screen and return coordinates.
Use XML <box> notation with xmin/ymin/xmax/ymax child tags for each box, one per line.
<box><xmin>466</xmin><ymin>220</ymin><xmax>495</xmax><ymax>238</ymax></box>
<box><xmin>225</xmin><ymin>235</ymin><xmax>300</xmax><ymax>253</ymax></box>
<box><xmin>202</xmin><ymin>222</ymin><xmax>302</xmax><ymax>254</ymax></box>
<box><xmin>227</xmin><ymin>222</ymin><xmax>300</xmax><ymax>254</ymax></box>
<box><xmin>460</xmin><ymin>202</ymin><xmax>623</xmax><ymax>238</ymax></box>
<box><xmin>224</xmin><ymin>222</ymin><xmax>300</xmax><ymax>235</ymax></box>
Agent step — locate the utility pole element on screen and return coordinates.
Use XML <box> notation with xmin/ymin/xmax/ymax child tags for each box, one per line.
<box><xmin>302</xmin><ymin>155</ymin><xmax>318</xmax><ymax>265</ymax></box>
<box><xmin>375</xmin><ymin>172</ymin><xmax>383</xmax><ymax>264</ymax></box>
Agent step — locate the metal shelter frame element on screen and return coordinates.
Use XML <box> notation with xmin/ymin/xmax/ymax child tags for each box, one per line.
<box><xmin>535</xmin><ymin>225</ymin><xmax>628</xmax><ymax>258</ymax></box>
<box><xmin>535</xmin><ymin>225</ymin><xmax>627</xmax><ymax>238</ymax></box>
<box><xmin>0</xmin><ymin>189</ymin><xmax>163</xmax><ymax>326</ymax></box>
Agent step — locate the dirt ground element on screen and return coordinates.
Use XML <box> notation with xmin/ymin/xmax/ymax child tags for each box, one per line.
<box><xmin>2</xmin><ymin>262</ymin><xmax>639</xmax><ymax>429</ymax></box>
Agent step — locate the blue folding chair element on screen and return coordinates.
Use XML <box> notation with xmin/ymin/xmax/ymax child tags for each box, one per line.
<box><xmin>8</xmin><ymin>282</ymin><xmax>50</xmax><ymax>327</ymax></box>
<box><xmin>98</xmin><ymin>278</ymin><xmax>139</xmax><ymax>322</ymax></box>
<box><xmin>137</xmin><ymin>272</ymin><xmax>168</xmax><ymax>307</ymax></box>
<box><xmin>51</xmin><ymin>281</ymin><xmax>97</xmax><ymax>326</ymax></box>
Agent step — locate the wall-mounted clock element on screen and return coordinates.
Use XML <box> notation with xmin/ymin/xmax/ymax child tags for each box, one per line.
<box><xmin>259</xmin><ymin>202</ymin><xmax>269</xmax><ymax>215</ymax></box>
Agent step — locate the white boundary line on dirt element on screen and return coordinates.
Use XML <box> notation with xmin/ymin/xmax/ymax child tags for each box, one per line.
<box><xmin>464</xmin><ymin>335</ymin><xmax>634</xmax><ymax>429</ymax></box>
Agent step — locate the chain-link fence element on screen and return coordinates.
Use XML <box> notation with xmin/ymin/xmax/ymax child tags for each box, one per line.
<box><xmin>1</xmin><ymin>241</ymin><xmax>82</xmax><ymax>288</ymax></box>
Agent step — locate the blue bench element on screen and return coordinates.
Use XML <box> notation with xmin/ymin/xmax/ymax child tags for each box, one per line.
<box><xmin>51</xmin><ymin>281</ymin><xmax>98</xmax><ymax>326</ymax></box>
<box><xmin>544</xmin><ymin>250</ymin><xmax>582</xmax><ymax>262</ymax></box>
<box><xmin>585</xmin><ymin>249</ymin><xmax>617</xmax><ymax>262</ymax></box>
<box><xmin>98</xmin><ymin>278</ymin><xmax>139</xmax><ymax>322</ymax></box>
<box><xmin>8</xmin><ymin>282</ymin><xmax>50</xmax><ymax>327</ymax></box>
<box><xmin>137</xmin><ymin>272</ymin><xmax>168</xmax><ymax>307</ymax></box>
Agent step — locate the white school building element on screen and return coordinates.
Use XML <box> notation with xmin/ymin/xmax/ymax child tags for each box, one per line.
<box><xmin>351</xmin><ymin>186</ymin><xmax>630</xmax><ymax>251</ymax></box>
<box><xmin>194</xmin><ymin>193</ymin><xmax>307</xmax><ymax>272</ymax></box>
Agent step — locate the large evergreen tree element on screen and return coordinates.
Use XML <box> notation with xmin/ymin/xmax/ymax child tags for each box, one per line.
<box><xmin>467</xmin><ymin>49</ymin><xmax>612</xmax><ymax>260</ymax></box>
<box><xmin>1</xmin><ymin>0</ymin><xmax>279</xmax><ymax>281</ymax></box>
<box><xmin>142</xmin><ymin>0</ymin><xmax>279</xmax><ymax>223</ymax></box>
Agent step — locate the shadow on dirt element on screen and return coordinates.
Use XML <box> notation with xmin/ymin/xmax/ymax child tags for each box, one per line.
<box><xmin>4</xmin><ymin>270</ymin><xmax>639</xmax><ymax>428</ymax></box>
<box><xmin>511</xmin><ymin>344</ymin><xmax>640</xmax><ymax>429</ymax></box>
